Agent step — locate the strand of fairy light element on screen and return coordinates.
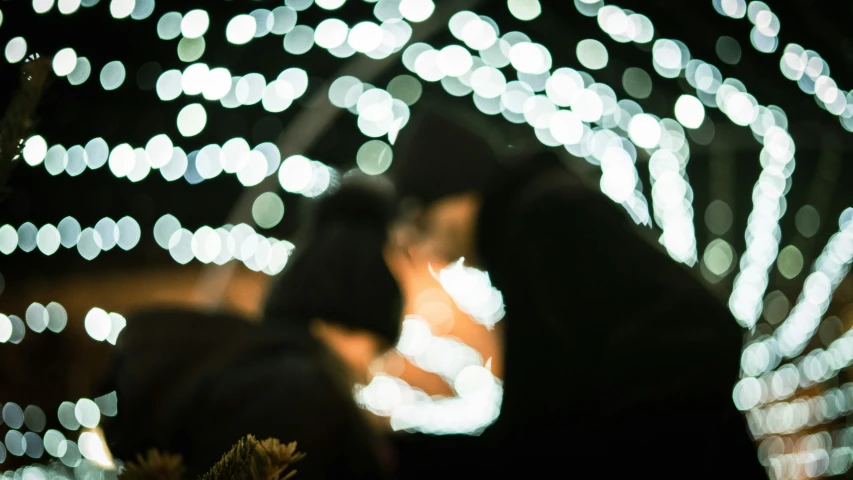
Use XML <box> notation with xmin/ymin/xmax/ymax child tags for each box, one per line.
<box><xmin>3</xmin><ymin>0</ymin><xmax>150</xmax><ymax>65</ymax></box>
<box><xmin>1</xmin><ymin>394</ymin><xmax>118</xmax><ymax>469</ymax></box>
<box><xmin>441</xmin><ymin>11</ymin><xmax>655</xmax><ymax>228</ymax></box>
<box><xmin>485</xmin><ymin>7</ymin><xmax>699</xmax><ymax>263</ymax></box>
<box><xmin>578</xmin><ymin>5</ymin><xmax>843</xmax><ymax>469</ymax></box>
<box><xmin>733</xmin><ymin>209</ymin><xmax>853</xmax><ymax>408</ymax></box>
<box><xmin>584</xmin><ymin>6</ymin><xmax>700</xmax><ymax>265</ymax></box>
<box><xmin>30</xmin><ymin>0</ymin><xmax>154</xmax><ymax>20</ymax></box>
<box><xmin>24</xmin><ymin>8</ymin><xmax>417</xmax><ymax>131</ymax></box>
<box><xmin>0</xmin><ymin>302</ymin><xmax>126</xmax><ymax>345</ymax></box>
<box><xmin>359</xmin><ymin>287</ymin><xmax>503</xmax><ymax>433</ymax></box>
<box><xmin>400</xmin><ymin>22</ymin><xmax>656</xmax><ymax>231</ymax></box>
<box><xmin>25</xmin><ymin>6</ymin><xmax>422</xmax><ymax>177</ymax></box>
<box><xmin>359</xmin><ymin>317</ymin><xmax>501</xmax><ymax>434</ymax></box>
<box><xmin>431</xmin><ymin>258</ymin><xmax>505</xmax><ymax>329</ymax></box>
<box><xmin>8</xmin><ymin>0</ymin><xmax>501</xmax><ymax>443</ymax></box>
<box><xmin>154</xmin><ymin>3</ymin><xmax>421</xmax><ymax>61</ymax></box>
<box><xmin>0</xmin><ymin>216</ymin><xmax>141</xmax><ymax>260</ymax></box>
<box><xmin>0</xmin><ymin>302</ymin><xmax>122</xmax><ymax>467</ymax></box>
<box><xmin>743</xmin><ymin>382</ymin><xmax>853</xmax><ymax>439</ymax></box>
<box><xmin>19</xmin><ymin>132</ymin><xmax>339</xmax><ymax>199</ymax></box>
<box><xmin>152</xmin><ymin>214</ymin><xmax>295</xmax><ymax>276</ymax></box>
<box><xmin>359</xmin><ymin>259</ymin><xmax>505</xmax><ymax>434</ymax></box>
<box><xmin>713</xmin><ymin>0</ymin><xmax>853</xmax><ymax>132</ymax></box>
<box><xmin>576</xmin><ymin>0</ymin><xmax>798</xmax><ymax>330</ymax></box>
<box><xmin>758</xmin><ymin>428</ymin><xmax>853</xmax><ymax>479</ymax></box>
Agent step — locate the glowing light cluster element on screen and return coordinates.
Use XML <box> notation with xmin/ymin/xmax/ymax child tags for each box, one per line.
<box><xmin>82</xmin><ymin>308</ymin><xmax>126</xmax><ymax>344</ymax></box>
<box><xmin>714</xmin><ymin>1</ymin><xmax>853</xmax><ymax>131</ymax></box>
<box><xmin>208</xmin><ymin>3</ymin><xmax>416</xmax><ymax>60</ymax></box>
<box><xmin>780</xmin><ymin>44</ymin><xmax>853</xmax><ymax>130</ymax></box>
<box><xmin>419</xmin><ymin>12</ymin><xmax>707</xmax><ymax>250</ymax></box>
<box><xmin>45</xmin><ymin>46</ymin><xmax>126</xmax><ymax>89</ymax></box>
<box><xmin>402</xmin><ymin>34</ymin><xmax>650</xmax><ymax>228</ymax></box>
<box><xmin>596</xmin><ymin>5</ymin><xmax>654</xmax><ymax>44</ymax></box>
<box><xmin>396</xmin><ymin>316</ymin><xmax>487</xmax><ymax>383</ymax></box>
<box><xmin>153</xmin><ymin>214</ymin><xmax>295</xmax><ymax>275</ymax></box>
<box><xmin>278</xmin><ymin>154</ymin><xmax>338</xmax><ymax>197</ymax></box>
<box><xmin>432</xmin><ymin>258</ymin><xmax>504</xmax><ymax>329</ymax></box>
<box><xmin>31</xmin><ymin>0</ymin><xmax>150</xmax><ymax>19</ymax></box>
<box><xmin>739</xmin><ymin>209</ymin><xmax>853</xmax><ymax>379</ymax></box>
<box><xmin>0</xmin><ymin>216</ymin><xmax>141</xmax><ymax>260</ymax></box>
<box><xmin>744</xmin><ymin>383</ymin><xmax>853</xmax><ymax>439</ymax></box>
<box><xmin>0</xmin><ymin>313</ymin><xmax>24</xmax><ymax>344</ymax></box>
<box><xmin>4</xmin><ymin>37</ymin><xmax>29</xmax><ymax>64</ymax></box>
<box><xmin>507</xmin><ymin>0</ymin><xmax>541</xmax><ymax>21</ymax></box>
<box><xmin>329</xmin><ymin>75</ymin><xmax>413</xmax><ymax>145</ymax></box>
<box><xmin>0</xmin><ymin>459</ymin><xmax>114</xmax><ymax>480</ymax></box>
<box><xmin>578</xmin><ymin>1</ymin><xmax>797</xmax><ymax>325</ymax></box>
<box><xmin>1</xmin><ymin>391</ymin><xmax>117</xmax><ymax>469</ymax></box>
<box><xmin>739</xmin><ymin>333</ymin><xmax>853</xmax><ymax>412</ymax></box>
<box><xmin>713</xmin><ymin>0</ymin><xmax>779</xmax><ymax>53</ymax></box>
<box><xmin>22</xmin><ymin>134</ymin><xmax>284</xmax><ymax>188</ymax></box>
<box><xmin>796</xmin><ymin>329</ymin><xmax>853</xmax><ymax>392</ymax></box>
<box><xmin>758</xmin><ymin>430</ymin><xmax>853</xmax><ymax>480</ymax></box>
<box><xmin>156</xmin><ymin>64</ymin><xmax>310</xmax><ymax>115</ymax></box>
<box><xmin>184</xmin><ymin>138</ymin><xmax>283</xmax><ymax>187</ymax></box>
<box><xmin>728</xmin><ymin>124</ymin><xmax>796</xmax><ymax>327</ymax></box>
<box><xmin>357</xmin><ymin>316</ymin><xmax>502</xmax><ymax>434</ymax></box>
<box><xmin>741</xmin><ymin>209</ymin><xmax>853</xmax><ymax>381</ymax></box>
<box><xmin>322</xmin><ymin>18</ymin><xmax>413</xmax><ymax>59</ymax></box>
<box><xmin>0</xmin><ymin>302</ymin><xmax>68</xmax><ymax>343</ymax></box>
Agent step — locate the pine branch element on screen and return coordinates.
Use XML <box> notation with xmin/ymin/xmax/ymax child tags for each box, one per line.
<box><xmin>200</xmin><ymin>435</ymin><xmax>305</xmax><ymax>480</ymax></box>
<box><xmin>120</xmin><ymin>449</ymin><xmax>186</xmax><ymax>480</ymax></box>
<box><xmin>117</xmin><ymin>437</ymin><xmax>303</xmax><ymax>480</ymax></box>
<box><xmin>0</xmin><ymin>54</ymin><xmax>53</xmax><ymax>204</ymax></box>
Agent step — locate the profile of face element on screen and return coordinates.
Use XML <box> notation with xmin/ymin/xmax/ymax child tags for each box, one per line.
<box><xmin>393</xmin><ymin>193</ymin><xmax>482</xmax><ymax>267</ymax></box>
<box><xmin>311</xmin><ymin>319</ymin><xmax>387</xmax><ymax>385</ymax></box>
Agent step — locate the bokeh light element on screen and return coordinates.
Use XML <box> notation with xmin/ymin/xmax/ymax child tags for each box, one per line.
<box><xmin>252</xmin><ymin>192</ymin><xmax>286</xmax><ymax>229</ymax></box>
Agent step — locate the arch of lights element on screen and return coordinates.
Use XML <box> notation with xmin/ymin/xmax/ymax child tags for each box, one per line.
<box><xmin>712</xmin><ymin>0</ymin><xmax>853</xmax><ymax>132</ymax></box>
<box><xmin>570</xmin><ymin>2</ymin><xmax>853</xmax><ymax>476</ymax></box>
<box><xmin>3</xmin><ymin>0</ymin><xmax>853</xmax><ymax>477</ymax></box>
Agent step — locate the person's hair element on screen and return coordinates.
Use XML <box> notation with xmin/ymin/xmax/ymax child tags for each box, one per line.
<box><xmin>262</xmin><ymin>174</ymin><xmax>403</xmax><ymax>346</ymax></box>
<box><xmin>390</xmin><ymin>108</ymin><xmax>502</xmax><ymax>210</ymax></box>
<box><xmin>475</xmin><ymin>150</ymin><xmax>570</xmax><ymax>273</ymax></box>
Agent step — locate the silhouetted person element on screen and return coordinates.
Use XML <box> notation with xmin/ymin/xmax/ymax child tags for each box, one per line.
<box><xmin>389</xmin><ymin>110</ymin><xmax>766</xmax><ymax>478</ymax></box>
<box><xmin>102</xmin><ymin>176</ymin><xmax>403</xmax><ymax>479</ymax></box>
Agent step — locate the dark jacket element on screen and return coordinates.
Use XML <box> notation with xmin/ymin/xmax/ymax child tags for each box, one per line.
<box><xmin>473</xmin><ymin>161</ymin><xmax>766</xmax><ymax>478</ymax></box>
<box><xmin>101</xmin><ymin>308</ymin><xmax>389</xmax><ymax>479</ymax></box>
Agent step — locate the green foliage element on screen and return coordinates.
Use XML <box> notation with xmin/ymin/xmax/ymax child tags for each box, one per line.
<box><xmin>119</xmin><ymin>435</ymin><xmax>305</xmax><ymax>480</ymax></box>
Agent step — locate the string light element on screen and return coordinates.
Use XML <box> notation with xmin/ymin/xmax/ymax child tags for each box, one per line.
<box><xmin>576</xmin><ymin>1</ymin><xmax>797</xmax><ymax>328</ymax></box>
<box><xmin>21</xmin><ymin>134</ymin><xmax>290</xmax><ymax>188</ymax></box>
<box><xmin>431</xmin><ymin>258</ymin><xmax>504</xmax><ymax>329</ymax></box>
<box><xmin>422</xmin><ymin>11</ymin><xmax>668</xmax><ymax>240</ymax></box>
<box><xmin>714</xmin><ymin>0</ymin><xmax>853</xmax><ymax>131</ymax></box>
<box><xmin>153</xmin><ymin>214</ymin><xmax>295</xmax><ymax>275</ymax></box>
<box><xmin>84</xmin><ymin>308</ymin><xmax>126</xmax><ymax>344</ymax></box>
<box><xmin>0</xmin><ymin>394</ymin><xmax>118</xmax><ymax>469</ymax></box>
<box><xmin>755</xmin><ymin>428</ymin><xmax>853</xmax><ymax>479</ymax></box>
<box><xmin>359</xmin><ymin>317</ymin><xmax>502</xmax><ymax>434</ymax></box>
<box><xmin>743</xmin><ymin>383</ymin><xmax>853</xmax><ymax>438</ymax></box>
<box><xmin>0</xmin><ymin>302</ymin><xmax>70</xmax><ymax>344</ymax></box>
<box><xmin>5</xmin><ymin>37</ymin><xmax>28</xmax><ymax>64</ymax></box>
<box><xmin>0</xmin><ymin>217</ymin><xmax>141</xmax><ymax>259</ymax></box>
<box><xmin>6</xmin><ymin>1</ymin><xmax>493</xmax><ymax>462</ymax></box>
<box><xmin>736</xmin><ymin>208</ymin><xmax>853</xmax><ymax>384</ymax></box>
<box><xmin>328</xmin><ymin>74</ymin><xmax>416</xmax><ymax>152</ymax></box>
<box><xmin>10</xmin><ymin>1</ymin><xmax>851</xmax><ymax>468</ymax></box>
